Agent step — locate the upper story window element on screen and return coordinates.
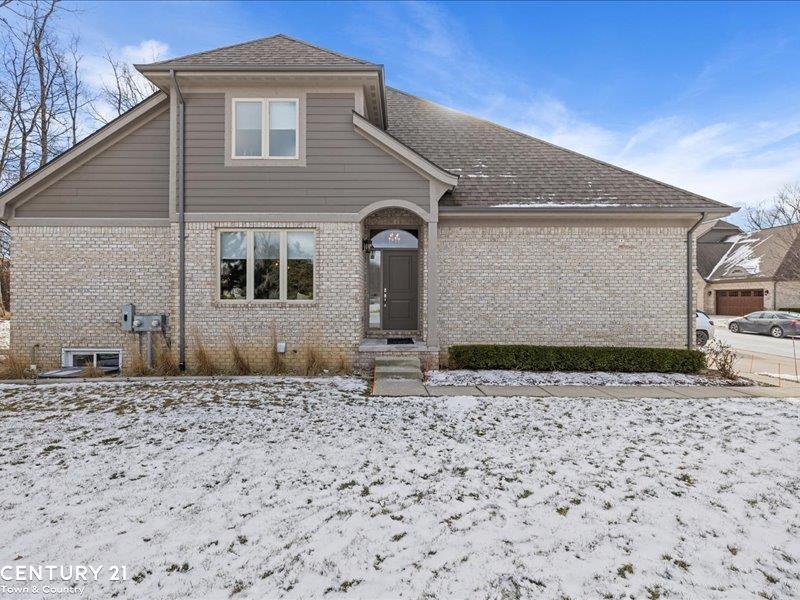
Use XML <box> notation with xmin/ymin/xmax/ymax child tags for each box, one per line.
<box><xmin>232</xmin><ymin>98</ymin><xmax>298</xmax><ymax>160</ymax></box>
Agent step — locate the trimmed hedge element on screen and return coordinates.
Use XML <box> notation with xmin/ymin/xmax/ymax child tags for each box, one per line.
<box><xmin>448</xmin><ymin>345</ymin><xmax>706</xmax><ymax>374</ymax></box>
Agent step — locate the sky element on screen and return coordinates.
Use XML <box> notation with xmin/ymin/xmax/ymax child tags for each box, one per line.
<box><xmin>59</xmin><ymin>0</ymin><xmax>800</xmax><ymax>225</ymax></box>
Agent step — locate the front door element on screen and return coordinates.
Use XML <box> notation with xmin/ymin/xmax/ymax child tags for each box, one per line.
<box><xmin>382</xmin><ymin>250</ymin><xmax>418</xmax><ymax>330</ymax></box>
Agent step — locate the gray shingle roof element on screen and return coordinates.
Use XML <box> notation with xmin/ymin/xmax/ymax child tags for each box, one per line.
<box><xmin>707</xmin><ymin>223</ymin><xmax>800</xmax><ymax>281</ymax></box>
<box><xmin>385</xmin><ymin>87</ymin><xmax>730</xmax><ymax>210</ymax></box>
<box><xmin>147</xmin><ymin>34</ymin><xmax>378</xmax><ymax>68</ymax></box>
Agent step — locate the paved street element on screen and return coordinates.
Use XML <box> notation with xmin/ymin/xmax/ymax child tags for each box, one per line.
<box><xmin>711</xmin><ymin>317</ymin><xmax>800</xmax><ymax>381</ymax></box>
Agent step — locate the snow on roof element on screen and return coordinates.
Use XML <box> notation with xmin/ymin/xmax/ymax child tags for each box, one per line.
<box><xmin>711</xmin><ymin>232</ymin><xmax>770</xmax><ymax>278</ymax></box>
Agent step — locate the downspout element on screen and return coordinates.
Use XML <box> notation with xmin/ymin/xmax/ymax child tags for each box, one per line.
<box><xmin>687</xmin><ymin>212</ymin><xmax>706</xmax><ymax>349</ymax></box>
<box><xmin>171</xmin><ymin>69</ymin><xmax>187</xmax><ymax>371</ymax></box>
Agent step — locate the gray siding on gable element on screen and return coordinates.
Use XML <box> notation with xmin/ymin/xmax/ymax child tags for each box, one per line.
<box><xmin>16</xmin><ymin>110</ymin><xmax>170</xmax><ymax>218</ymax></box>
<box><xmin>184</xmin><ymin>93</ymin><xmax>429</xmax><ymax>213</ymax></box>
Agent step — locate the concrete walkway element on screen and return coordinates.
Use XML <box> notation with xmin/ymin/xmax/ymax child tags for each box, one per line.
<box><xmin>372</xmin><ymin>380</ymin><xmax>800</xmax><ymax>398</ymax></box>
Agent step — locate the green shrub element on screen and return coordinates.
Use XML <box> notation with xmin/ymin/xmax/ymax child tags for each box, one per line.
<box><xmin>778</xmin><ymin>307</ymin><xmax>800</xmax><ymax>313</ymax></box>
<box><xmin>448</xmin><ymin>345</ymin><xmax>706</xmax><ymax>373</ymax></box>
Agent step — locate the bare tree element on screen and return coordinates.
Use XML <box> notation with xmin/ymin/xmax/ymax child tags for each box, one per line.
<box><xmin>60</xmin><ymin>35</ymin><xmax>87</xmax><ymax>146</ymax></box>
<box><xmin>744</xmin><ymin>182</ymin><xmax>800</xmax><ymax>283</ymax></box>
<box><xmin>746</xmin><ymin>183</ymin><xmax>800</xmax><ymax>231</ymax></box>
<box><xmin>90</xmin><ymin>48</ymin><xmax>156</xmax><ymax>122</ymax></box>
<box><xmin>0</xmin><ymin>0</ymin><xmax>85</xmax><ymax>188</ymax></box>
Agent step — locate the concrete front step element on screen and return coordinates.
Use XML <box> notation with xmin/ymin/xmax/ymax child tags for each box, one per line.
<box><xmin>374</xmin><ymin>356</ymin><xmax>421</xmax><ymax>369</ymax></box>
<box><xmin>374</xmin><ymin>365</ymin><xmax>423</xmax><ymax>380</ymax></box>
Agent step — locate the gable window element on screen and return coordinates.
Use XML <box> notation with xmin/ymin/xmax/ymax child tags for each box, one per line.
<box><xmin>219</xmin><ymin>229</ymin><xmax>314</xmax><ymax>301</ymax></box>
<box><xmin>231</xmin><ymin>98</ymin><xmax>298</xmax><ymax>160</ymax></box>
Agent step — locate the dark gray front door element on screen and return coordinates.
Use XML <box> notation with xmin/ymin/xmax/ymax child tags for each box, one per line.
<box><xmin>382</xmin><ymin>250</ymin><xmax>418</xmax><ymax>330</ymax></box>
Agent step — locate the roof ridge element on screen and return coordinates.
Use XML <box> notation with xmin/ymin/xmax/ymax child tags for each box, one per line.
<box><xmin>272</xmin><ymin>33</ymin><xmax>376</xmax><ymax>66</ymax></box>
<box><xmin>387</xmin><ymin>86</ymin><xmax>729</xmax><ymax>209</ymax></box>
<box><xmin>146</xmin><ymin>33</ymin><xmax>377</xmax><ymax>67</ymax></box>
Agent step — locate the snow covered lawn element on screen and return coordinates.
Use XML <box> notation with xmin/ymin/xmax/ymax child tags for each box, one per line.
<box><xmin>2</xmin><ymin>378</ymin><xmax>799</xmax><ymax>599</ymax></box>
<box><xmin>426</xmin><ymin>369</ymin><xmax>746</xmax><ymax>387</ymax></box>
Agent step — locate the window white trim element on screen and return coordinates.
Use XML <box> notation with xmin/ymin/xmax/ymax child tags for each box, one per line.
<box><xmin>230</xmin><ymin>97</ymin><xmax>299</xmax><ymax>160</ymax></box>
<box><xmin>218</xmin><ymin>228</ymin><xmax>315</xmax><ymax>303</ymax></box>
<box><xmin>61</xmin><ymin>348</ymin><xmax>123</xmax><ymax>368</ymax></box>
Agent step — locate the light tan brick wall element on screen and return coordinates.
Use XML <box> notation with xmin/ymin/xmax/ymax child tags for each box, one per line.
<box><xmin>11</xmin><ymin>226</ymin><xmax>173</xmax><ymax>370</ymax></box>
<box><xmin>438</xmin><ymin>225</ymin><xmax>687</xmax><ymax>349</ymax></box>
<box><xmin>775</xmin><ymin>281</ymin><xmax>800</xmax><ymax>310</ymax></box>
<box><xmin>693</xmin><ymin>270</ymin><xmax>707</xmax><ymax>311</ymax></box>
<box><xmin>181</xmin><ymin>221</ymin><xmax>364</xmax><ymax>372</ymax></box>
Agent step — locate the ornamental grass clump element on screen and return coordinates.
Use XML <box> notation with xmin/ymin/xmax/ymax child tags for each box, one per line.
<box><xmin>0</xmin><ymin>353</ymin><xmax>32</xmax><ymax>380</ymax></box>
<box><xmin>227</xmin><ymin>334</ymin><xmax>252</xmax><ymax>375</ymax></box>
<box><xmin>191</xmin><ymin>330</ymin><xmax>217</xmax><ymax>376</ymax></box>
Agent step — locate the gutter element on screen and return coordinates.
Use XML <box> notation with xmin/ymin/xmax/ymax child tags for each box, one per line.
<box><xmin>438</xmin><ymin>205</ymin><xmax>736</xmax><ymax>215</ymax></box>
<box><xmin>687</xmin><ymin>212</ymin><xmax>706</xmax><ymax>349</ymax></box>
<box><xmin>171</xmin><ymin>69</ymin><xmax>187</xmax><ymax>371</ymax></box>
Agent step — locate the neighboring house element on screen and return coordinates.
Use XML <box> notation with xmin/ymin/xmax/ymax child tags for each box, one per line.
<box><xmin>0</xmin><ymin>34</ymin><xmax>735</xmax><ymax>372</ymax></box>
<box><xmin>695</xmin><ymin>221</ymin><xmax>800</xmax><ymax>315</ymax></box>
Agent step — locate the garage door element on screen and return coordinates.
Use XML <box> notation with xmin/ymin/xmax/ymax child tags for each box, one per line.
<box><xmin>715</xmin><ymin>289</ymin><xmax>764</xmax><ymax>316</ymax></box>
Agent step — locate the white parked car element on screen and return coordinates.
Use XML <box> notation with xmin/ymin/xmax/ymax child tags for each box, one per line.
<box><xmin>696</xmin><ymin>310</ymin><xmax>715</xmax><ymax>346</ymax></box>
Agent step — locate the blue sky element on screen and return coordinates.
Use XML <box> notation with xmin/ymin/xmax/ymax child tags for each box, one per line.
<box><xmin>63</xmin><ymin>1</ymin><xmax>800</xmax><ymax>224</ymax></box>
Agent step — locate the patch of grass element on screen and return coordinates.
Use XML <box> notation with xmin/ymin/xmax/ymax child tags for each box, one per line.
<box><xmin>324</xmin><ymin>579</ymin><xmax>362</xmax><ymax>594</ymax></box>
<box><xmin>131</xmin><ymin>569</ymin><xmax>151</xmax><ymax>584</ymax></box>
<box><xmin>166</xmin><ymin>562</ymin><xmax>189</xmax><ymax>573</ymax></box>
<box><xmin>0</xmin><ymin>353</ymin><xmax>31</xmax><ymax>380</ymax></box>
<box><xmin>227</xmin><ymin>334</ymin><xmax>252</xmax><ymax>375</ymax></box>
<box><xmin>337</xmin><ymin>480</ymin><xmax>357</xmax><ymax>491</ymax></box>
<box><xmin>673</xmin><ymin>558</ymin><xmax>690</xmax><ymax>571</ymax></box>
<box><xmin>677</xmin><ymin>473</ymin><xmax>696</xmax><ymax>486</ymax></box>
<box><xmin>556</xmin><ymin>506</ymin><xmax>570</xmax><ymax>516</ymax></box>
<box><xmin>391</xmin><ymin>532</ymin><xmax>406</xmax><ymax>542</ymax></box>
<box><xmin>617</xmin><ymin>563</ymin><xmax>634</xmax><ymax>579</ymax></box>
<box><xmin>230</xmin><ymin>580</ymin><xmax>245</xmax><ymax>595</ymax></box>
<box><xmin>518</xmin><ymin>489</ymin><xmax>533</xmax><ymax>500</ymax></box>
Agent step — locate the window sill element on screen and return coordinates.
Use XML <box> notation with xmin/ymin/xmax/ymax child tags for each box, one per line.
<box><xmin>224</xmin><ymin>156</ymin><xmax>307</xmax><ymax>168</ymax></box>
<box><xmin>214</xmin><ymin>299</ymin><xmax>317</xmax><ymax>309</ymax></box>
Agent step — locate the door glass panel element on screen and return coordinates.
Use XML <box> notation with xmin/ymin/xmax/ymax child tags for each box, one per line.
<box><xmin>368</xmin><ymin>250</ymin><xmax>381</xmax><ymax>328</ymax></box>
<box><xmin>371</xmin><ymin>229</ymin><xmax>418</xmax><ymax>249</ymax></box>
<box><xmin>254</xmin><ymin>232</ymin><xmax>280</xmax><ymax>299</ymax></box>
<box><xmin>287</xmin><ymin>231</ymin><xmax>314</xmax><ymax>300</ymax></box>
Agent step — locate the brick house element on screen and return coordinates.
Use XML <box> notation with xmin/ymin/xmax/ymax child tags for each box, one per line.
<box><xmin>0</xmin><ymin>35</ymin><xmax>735</xmax><ymax>372</ymax></box>
<box><xmin>694</xmin><ymin>220</ymin><xmax>800</xmax><ymax>316</ymax></box>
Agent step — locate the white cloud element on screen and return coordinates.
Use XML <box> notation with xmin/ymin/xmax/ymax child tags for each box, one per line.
<box><xmin>480</xmin><ymin>93</ymin><xmax>800</xmax><ymax>212</ymax></box>
<box><xmin>120</xmin><ymin>39</ymin><xmax>169</xmax><ymax>64</ymax></box>
<box><xmin>354</xmin><ymin>2</ymin><xmax>800</xmax><ymax>217</ymax></box>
